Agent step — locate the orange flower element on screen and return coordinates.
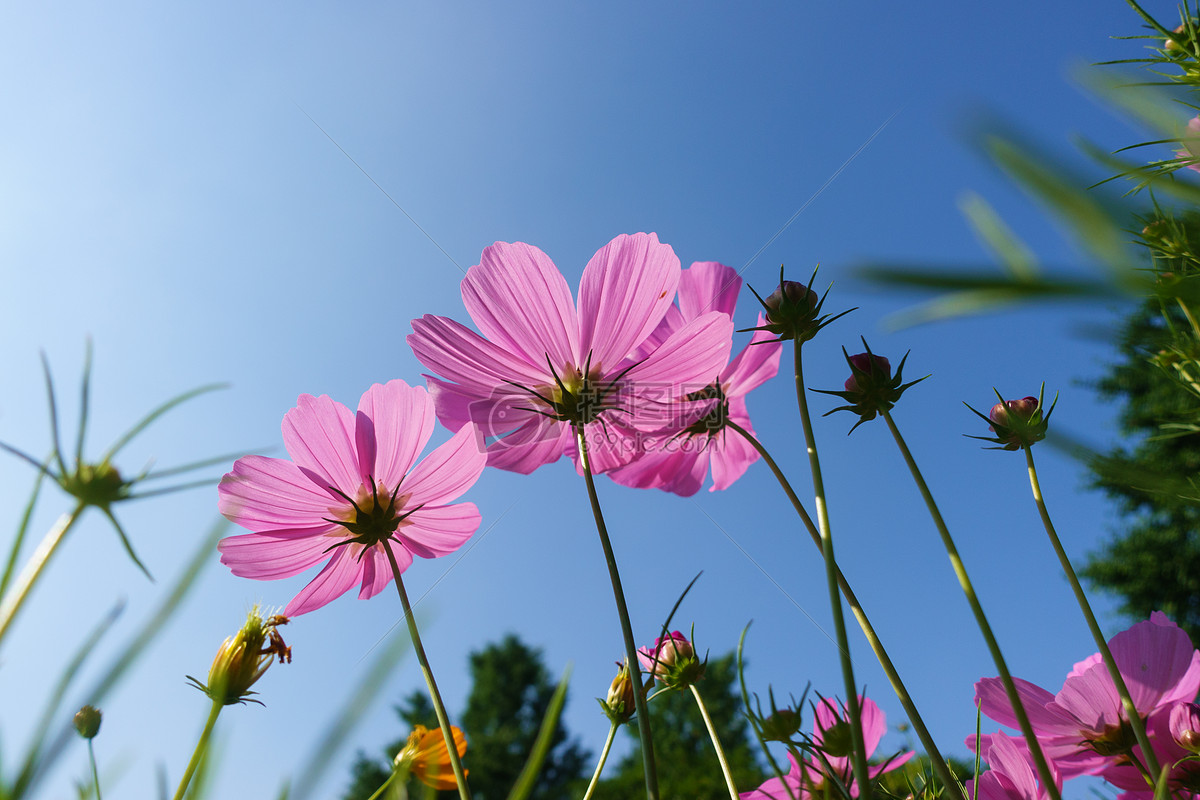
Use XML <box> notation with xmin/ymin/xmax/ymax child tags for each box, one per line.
<box><xmin>394</xmin><ymin>725</ymin><xmax>468</xmax><ymax>791</ymax></box>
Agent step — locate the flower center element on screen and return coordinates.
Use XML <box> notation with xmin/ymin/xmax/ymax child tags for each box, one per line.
<box><xmin>323</xmin><ymin>479</ymin><xmax>421</xmax><ymax>557</ymax></box>
<box><xmin>1085</xmin><ymin>720</ymin><xmax>1136</xmax><ymax>757</ymax></box>
<box><xmin>509</xmin><ymin>352</ymin><xmax>635</xmax><ymax>427</ymax></box>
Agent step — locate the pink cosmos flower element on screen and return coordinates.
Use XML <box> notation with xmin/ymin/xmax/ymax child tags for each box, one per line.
<box><xmin>407</xmin><ymin>233</ymin><xmax>734</xmax><ymax>476</ymax></box>
<box><xmin>967</xmin><ymin>732</ymin><xmax>1060</xmax><ymax>800</ymax></box>
<box><xmin>974</xmin><ymin>612</ymin><xmax>1200</xmax><ymax>778</ymax></box>
<box><xmin>217</xmin><ymin>380</ymin><xmax>486</xmax><ymax>616</ymax></box>
<box><xmin>607</xmin><ymin>261</ymin><xmax>781</xmax><ymax>496</ymax></box>
<box><xmin>740</xmin><ymin>695</ymin><xmax>913</xmax><ymax>800</ymax></box>
<box><xmin>1100</xmin><ymin>701</ymin><xmax>1200</xmax><ymax>796</ymax></box>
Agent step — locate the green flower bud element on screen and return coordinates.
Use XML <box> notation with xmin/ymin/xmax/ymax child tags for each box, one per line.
<box><xmin>73</xmin><ymin>705</ymin><xmax>102</xmax><ymax>739</ymax></box>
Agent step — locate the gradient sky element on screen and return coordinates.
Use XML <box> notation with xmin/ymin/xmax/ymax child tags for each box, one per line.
<box><xmin>0</xmin><ymin>2</ymin><xmax>1176</xmax><ymax>798</ymax></box>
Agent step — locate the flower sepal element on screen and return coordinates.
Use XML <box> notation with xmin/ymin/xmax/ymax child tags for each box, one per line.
<box><xmin>964</xmin><ymin>385</ymin><xmax>1056</xmax><ymax>450</ymax></box>
<box><xmin>637</xmin><ymin>629</ymin><xmax>706</xmax><ymax>691</ymax></box>
<box><xmin>815</xmin><ymin>341</ymin><xmax>927</xmax><ymax>433</ymax></box>
<box><xmin>744</xmin><ymin>266</ymin><xmax>854</xmax><ymax>344</ymax></box>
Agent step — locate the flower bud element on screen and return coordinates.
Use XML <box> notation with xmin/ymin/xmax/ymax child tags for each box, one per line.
<box><xmin>747</xmin><ymin>267</ymin><xmax>849</xmax><ymax>344</ymax></box>
<box><xmin>973</xmin><ymin>393</ymin><xmax>1052</xmax><ymax>450</ymax></box>
<box><xmin>186</xmin><ymin>607</ymin><xmax>291</xmax><ymax>706</ymax></box>
<box><xmin>760</xmin><ymin>707</ymin><xmax>803</xmax><ymax>742</ymax></box>
<box><xmin>816</xmin><ymin>343</ymin><xmax>925</xmax><ymax>433</ymax></box>
<box><xmin>637</xmin><ymin>630</ymin><xmax>706</xmax><ymax>690</ymax></box>
<box><xmin>73</xmin><ymin>705</ymin><xmax>102</xmax><ymax>739</ymax></box>
<box><xmin>1167</xmin><ymin>24</ymin><xmax>1190</xmax><ymax>51</ymax></box>
<box><xmin>844</xmin><ymin>353</ymin><xmax>891</xmax><ymax>393</ymax></box>
<box><xmin>1172</xmin><ymin>702</ymin><xmax>1200</xmax><ymax>754</ymax></box>
<box><xmin>599</xmin><ymin>660</ymin><xmax>639</xmax><ymax>724</ymax></box>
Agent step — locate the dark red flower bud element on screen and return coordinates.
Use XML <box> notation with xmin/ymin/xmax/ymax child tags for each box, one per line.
<box><xmin>816</xmin><ymin>342</ymin><xmax>925</xmax><ymax>433</ymax></box>
<box><xmin>965</xmin><ymin>388</ymin><xmax>1055</xmax><ymax>450</ymax></box>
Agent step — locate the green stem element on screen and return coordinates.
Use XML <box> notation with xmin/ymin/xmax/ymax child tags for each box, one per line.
<box><xmin>172</xmin><ymin>699</ymin><xmax>221</xmax><ymax>800</ymax></box>
<box><xmin>582</xmin><ymin>722</ymin><xmax>620</xmax><ymax>800</ymax></box>
<box><xmin>727</xmin><ymin>420</ymin><xmax>962</xmax><ymax>798</ymax></box>
<box><xmin>383</xmin><ymin>545</ymin><xmax>472</xmax><ymax>800</ymax></box>
<box><xmin>88</xmin><ymin>739</ymin><xmax>102</xmax><ymax>800</ymax></box>
<box><xmin>792</xmin><ymin>342</ymin><xmax>871</xmax><ymax>800</ymax></box>
<box><xmin>0</xmin><ymin>503</ymin><xmax>86</xmax><ymax>650</ymax></box>
<box><xmin>365</xmin><ymin>770</ymin><xmax>400</xmax><ymax>800</ymax></box>
<box><xmin>576</xmin><ymin>426</ymin><xmax>659</xmax><ymax>800</ymax></box>
<box><xmin>689</xmin><ymin>685</ymin><xmax>740</xmax><ymax>800</ymax></box>
<box><xmin>1023</xmin><ymin>445</ymin><xmax>1162</xmax><ymax>782</ymax></box>
<box><xmin>881</xmin><ymin>410</ymin><xmax>1061</xmax><ymax>800</ymax></box>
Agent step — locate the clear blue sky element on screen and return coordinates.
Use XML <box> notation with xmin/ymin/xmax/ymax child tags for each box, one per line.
<box><xmin>0</xmin><ymin>2</ymin><xmax>1172</xmax><ymax>798</ymax></box>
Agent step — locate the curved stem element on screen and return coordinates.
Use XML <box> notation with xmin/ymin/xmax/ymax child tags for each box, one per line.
<box><xmin>576</xmin><ymin>426</ymin><xmax>659</xmax><ymax>800</ymax></box>
<box><xmin>383</xmin><ymin>545</ymin><xmax>472</xmax><ymax>800</ymax></box>
<box><xmin>172</xmin><ymin>699</ymin><xmax>221</xmax><ymax>800</ymax></box>
<box><xmin>1023</xmin><ymin>445</ymin><xmax>1161</xmax><ymax>782</ymax></box>
<box><xmin>0</xmin><ymin>503</ymin><xmax>86</xmax><ymax>650</ymax></box>
<box><xmin>365</xmin><ymin>770</ymin><xmax>399</xmax><ymax>800</ymax></box>
<box><xmin>727</xmin><ymin>420</ymin><xmax>961</xmax><ymax>797</ymax></box>
<box><xmin>881</xmin><ymin>410</ymin><xmax>1061</xmax><ymax>800</ymax></box>
<box><xmin>689</xmin><ymin>685</ymin><xmax>740</xmax><ymax>800</ymax></box>
<box><xmin>792</xmin><ymin>342</ymin><xmax>871</xmax><ymax>800</ymax></box>
<box><xmin>88</xmin><ymin>739</ymin><xmax>102</xmax><ymax>800</ymax></box>
<box><xmin>582</xmin><ymin>722</ymin><xmax>620</xmax><ymax>800</ymax></box>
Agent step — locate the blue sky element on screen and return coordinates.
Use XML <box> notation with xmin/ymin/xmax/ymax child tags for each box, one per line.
<box><xmin>0</xmin><ymin>2</ymin><xmax>1178</xmax><ymax>798</ymax></box>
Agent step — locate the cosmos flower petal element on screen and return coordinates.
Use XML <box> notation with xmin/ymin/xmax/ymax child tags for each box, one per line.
<box><xmin>358</xmin><ymin>544</ymin><xmax>412</xmax><ymax>599</ymax></box>
<box><xmin>425</xmin><ymin>376</ymin><xmax>530</xmax><ymax>437</ymax></box>
<box><xmin>625</xmin><ymin>312</ymin><xmax>735</xmax><ymax>416</ymax></box>
<box><xmin>607</xmin><ymin>446</ymin><xmax>683</xmax><ymax>492</ymax></box>
<box><xmin>678</xmin><ymin>261</ymin><xmax>742</xmax><ymax>320</ymax></box>
<box><xmin>217</xmin><ymin>455</ymin><xmax>338</xmax><ymax>531</ymax></box>
<box><xmin>577</xmin><ymin>232</ymin><xmax>680</xmax><ymax>370</ymax></box>
<box><xmin>463</xmin><ymin>241</ymin><xmax>581</xmax><ymax>370</ymax></box>
<box><xmin>399</xmin><ymin>503</ymin><xmax>481</xmax><ymax>558</ymax></box>
<box><xmin>403</xmin><ymin>423</ymin><xmax>487</xmax><ymax>507</ymax></box>
<box><xmin>484</xmin><ymin>418</ymin><xmax>572</xmax><ymax>474</ymax></box>
<box><xmin>358</xmin><ymin>380</ymin><xmax>436</xmax><ymax>487</ymax></box>
<box><xmin>284</xmin><ymin>547</ymin><xmax>365</xmax><ymax>617</ymax></box>
<box><xmin>1109</xmin><ymin>611</ymin><xmax>1200</xmax><ymax>710</ymax></box>
<box><xmin>975</xmin><ymin>676</ymin><xmax>1069</xmax><ymax>732</ymax></box>
<box><xmin>282</xmin><ymin>393</ymin><xmax>361</xmax><ymax>495</ymax></box>
<box><xmin>217</xmin><ymin>531</ymin><xmax>337</xmax><ymax>579</ymax></box>
<box><xmin>724</xmin><ymin>323</ymin><xmax>783</xmax><ymax>395</ymax></box>
<box><xmin>709</xmin><ymin>404</ymin><xmax>759</xmax><ymax>492</ymax></box>
<box><xmin>409</xmin><ymin>314</ymin><xmax>548</xmax><ymax>393</ymax></box>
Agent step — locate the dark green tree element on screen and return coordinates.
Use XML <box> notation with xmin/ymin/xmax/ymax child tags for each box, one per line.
<box><xmin>461</xmin><ymin>634</ymin><xmax>589</xmax><ymax>800</ymax></box>
<box><xmin>1083</xmin><ymin>296</ymin><xmax>1200</xmax><ymax>643</ymax></box>
<box><xmin>590</xmin><ymin>653</ymin><xmax>764</xmax><ymax>800</ymax></box>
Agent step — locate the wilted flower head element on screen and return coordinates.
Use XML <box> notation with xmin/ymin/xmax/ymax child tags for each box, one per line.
<box><xmin>393</xmin><ymin>725</ymin><xmax>468</xmax><ymax>791</ymax></box>
<box><xmin>746</xmin><ymin>265</ymin><xmax>851</xmax><ymax>344</ymax></box>
<box><xmin>965</xmin><ymin>387</ymin><xmax>1055</xmax><ymax>451</ymax></box>
<box><xmin>73</xmin><ymin>705</ymin><xmax>102</xmax><ymax>740</ymax></box>
<box><xmin>599</xmin><ymin>659</ymin><xmax>640</xmax><ymax>724</ymax></box>
<box><xmin>637</xmin><ymin>630</ymin><xmax>705</xmax><ymax>689</ymax></box>
<box><xmin>187</xmin><ymin>607</ymin><xmax>291</xmax><ymax>706</ymax></box>
<box><xmin>816</xmin><ymin>341</ymin><xmax>926</xmax><ymax>433</ymax></box>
